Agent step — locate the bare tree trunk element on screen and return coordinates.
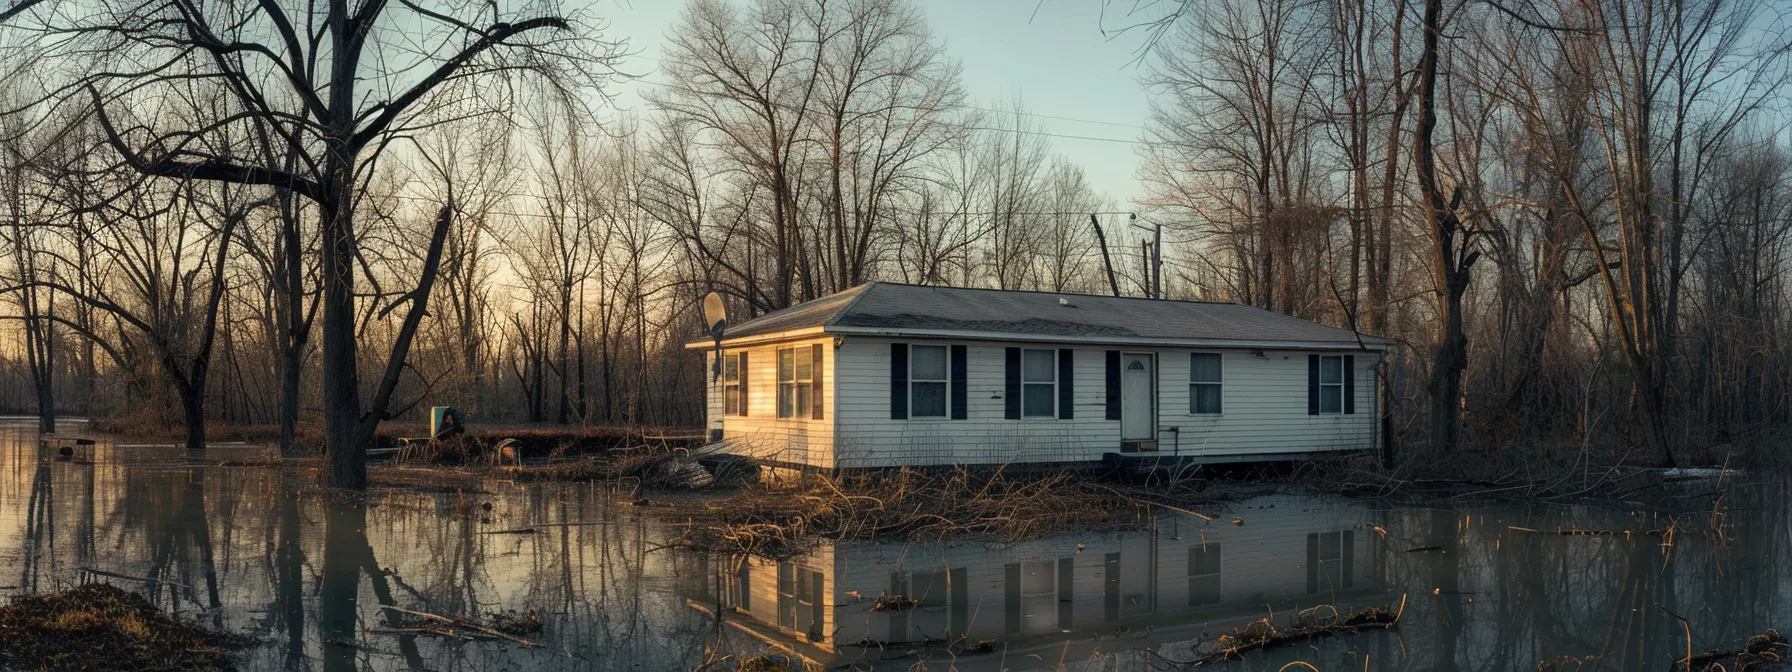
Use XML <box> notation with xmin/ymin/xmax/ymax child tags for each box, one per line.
<box><xmin>1414</xmin><ymin>0</ymin><xmax>1478</xmax><ymax>457</ymax></box>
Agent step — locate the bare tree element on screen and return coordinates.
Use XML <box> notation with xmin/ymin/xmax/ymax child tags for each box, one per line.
<box><xmin>1</xmin><ymin>0</ymin><xmax>620</xmax><ymax>487</ymax></box>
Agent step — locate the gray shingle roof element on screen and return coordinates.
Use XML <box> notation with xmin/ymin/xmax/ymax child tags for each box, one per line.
<box><xmin>710</xmin><ymin>283</ymin><xmax>1390</xmax><ymax>347</ymax></box>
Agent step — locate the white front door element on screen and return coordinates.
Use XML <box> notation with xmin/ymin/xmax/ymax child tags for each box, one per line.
<box><xmin>1121</xmin><ymin>353</ymin><xmax>1155</xmax><ymax>441</ymax></box>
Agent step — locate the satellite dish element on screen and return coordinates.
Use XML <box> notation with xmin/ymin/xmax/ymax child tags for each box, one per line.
<box><xmin>702</xmin><ymin>291</ymin><xmax>727</xmax><ymax>342</ymax></box>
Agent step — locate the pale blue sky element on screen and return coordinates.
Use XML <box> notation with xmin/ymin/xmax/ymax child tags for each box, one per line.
<box><xmin>597</xmin><ymin>0</ymin><xmax>1158</xmax><ymax>206</ymax></box>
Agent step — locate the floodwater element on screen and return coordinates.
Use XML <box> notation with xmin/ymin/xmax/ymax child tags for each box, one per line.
<box><xmin>1</xmin><ymin>422</ymin><xmax>1787</xmax><ymax>671</ymax></box>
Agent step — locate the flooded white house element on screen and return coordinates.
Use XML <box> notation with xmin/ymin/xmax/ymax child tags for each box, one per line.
<box><xmin>688</xmin><ymin>283</ymin><xmax>1391</xmax><ymax>469</ymax></box>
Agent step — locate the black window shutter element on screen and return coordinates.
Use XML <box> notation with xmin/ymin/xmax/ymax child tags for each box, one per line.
<box><xmin>890</xmin><ymin>343</ymin><xmax>908</xmax><ymax>419</ymax></box>
<box><xmin>1343</xmin><ymin>355</ymin><xmax>1356</xmax><ymax>414</ymax></box>
<box><xmin>812</xmin><ymin>344</ymin><xmax>825</xmax><ymax>420</ymax></box>
<box><xmin>739</xmin><ymin>352</ymin><xmax>748</xmax><ymax>417</ymax></box>
<box><xmin>1305</xmin><ymin>533</ymin><xmax>1320</xmax><ymax>593</ymax></box>
<box><xmin>1058</xmin><ymin>349</ymin><xmax>1074</xmax><ymax>419</ymax></box>
<box><xmin>1056</xmin><ymin>557</ymin><xmax>1075</xmax><ymax>629</ymax></box>
<box><xmin>1004</xmin><ymin>347</ymin><xmax>1022</xmax><ymax>420</ymax></box>
<box><xmin>1307</xmin><ymin>354</ymin><xmax>1320</xmax><ymax>416</ymax></box>
<box><xmin>950</xmin><ymin>345</ymin><xmax>968</xmax><ymax>420</ymax></box>
<box><xmin>1104</xmin><ymin>351</ymin><xmax>1121</xmax><ymax>420</ymax></box>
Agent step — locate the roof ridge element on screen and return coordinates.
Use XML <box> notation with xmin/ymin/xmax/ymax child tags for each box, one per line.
<box><xmin>866</xmin><ymin>280</ymin><xmax>1241</xmax><ymax>306</ymax></box>
<box><xmin>825</xmin><ymin>282</ymin><xmax>878</xmax><ymax>328</ymax></box>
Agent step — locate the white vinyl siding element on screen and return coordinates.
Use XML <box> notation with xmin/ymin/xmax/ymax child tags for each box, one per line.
<box><xmin>705</xmin><ymin>338</ymin><xmax>837</xmax><ymax>468</ymax></box>
<box><xmin>822</xmin><ymin>341</ymin><xmax>1379</xmax><ymax>469</ymax></box>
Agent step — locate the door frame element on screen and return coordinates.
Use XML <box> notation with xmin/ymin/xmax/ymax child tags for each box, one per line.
<box><xmin>1120</xmin><ymin>352</ymin><xmax>1158</xmax><ymax>450</ymax></box>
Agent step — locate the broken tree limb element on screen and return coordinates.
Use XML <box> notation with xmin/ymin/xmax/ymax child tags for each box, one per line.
<box><xmin>378</xmin><ymin>605</ymin><xmax>539</xmax><ymax>648</ymax></box>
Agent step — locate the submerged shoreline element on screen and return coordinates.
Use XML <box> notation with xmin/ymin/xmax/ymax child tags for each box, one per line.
<box><xmin>8</xmin><ymin>425</ymin><xmax>1784</xmax><ymax>671</ymax></box>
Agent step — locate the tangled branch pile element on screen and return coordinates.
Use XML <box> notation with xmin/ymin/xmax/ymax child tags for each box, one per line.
<box><xmin>674</xmin><ymin>467</ymin><xmax>1152</xmax><ymax>559</ymax></box>
<box><xmin>0</xmin><ymin>584</ymin><xmax>242</xmax><ymax>671</ymax></box>
<box><xmin>1688</xmin><ymin>629</ymin><xmax>1788</xmax><ymax>672</ymax></box>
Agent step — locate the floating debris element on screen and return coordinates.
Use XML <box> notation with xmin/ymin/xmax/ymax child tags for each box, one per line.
<box><xmin>870</xmin><ymin>593</ymin><xmax>919</xmax><ymax>613</ymax></box>
<box><xmin>1685</xmin><ymin>629</ymin><xmax>1788</xmax><ymax>672</ymax></box>
<box><xmin>1192</xmin><ymin>596</ymin><xmax>1405</xmax><ymax>667</ymax></box>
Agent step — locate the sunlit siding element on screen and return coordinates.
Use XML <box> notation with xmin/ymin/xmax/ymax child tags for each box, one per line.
<box><xmin>828</xmin><ymin>336</ymin><xmax>1380</xmax><ymax>468</ymax></box>
<box><xmin>705</xmin><ymin>337</ymin><xmax>838</xmax><ymax>469</ymax></box>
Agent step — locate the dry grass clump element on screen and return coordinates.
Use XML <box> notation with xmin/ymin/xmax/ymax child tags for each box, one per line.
<box><xmin>0</xmin><ymin>584</ymin><xmax>243</xmax><ymax>671</ymax></box>
<box><xmin>674</xmin><ymin>467</ymin><xmax>1150</xmax><ymax>559</ymax></box>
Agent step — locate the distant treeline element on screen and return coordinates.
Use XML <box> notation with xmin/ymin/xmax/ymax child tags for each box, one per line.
<box><xmin>0</xmin><ymin>0</ymin><xmax>1788</xmax><ymax>476</ymax></box>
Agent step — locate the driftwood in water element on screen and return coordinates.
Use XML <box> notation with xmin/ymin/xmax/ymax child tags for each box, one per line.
<box><xmin>1192</xmin><ymin>596</ymin><xmax>1406</xmax><ymax>667</ymax></box>
<box><xmin>1682</xmin><ymin>629</ymin><xmax>1789</xmax><ymax>672</ymax></box>
<box><xmin>378</xmin><ymin>605</ymin><xmax>540</xmax><ymax>647</ymax></box>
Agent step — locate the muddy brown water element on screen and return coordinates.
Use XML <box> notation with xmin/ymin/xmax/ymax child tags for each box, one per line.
<box><xmin>1</xmin><ymin>422</ymin><xmax>1787</xmax><ymax>671</ymax></box>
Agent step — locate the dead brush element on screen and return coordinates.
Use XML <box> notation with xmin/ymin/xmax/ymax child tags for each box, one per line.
<box><xmin>870</xmin><ymin>593</ymin><xmax>919</xmax><ymax>613</ymax></box>
<box><xmin>1687</xmin><ymin>629</ymin><xmax>1789</xmax><ymax>672</ymax></box>
<box><xmin>673</xmin><ymin>466</ymin><xmax>1154</xmax><ymax>559</ymax></box>
<box><xmin>393</xmin><ymin>434</ymin><xmax>482</xmax><ymax>465</ymax></box>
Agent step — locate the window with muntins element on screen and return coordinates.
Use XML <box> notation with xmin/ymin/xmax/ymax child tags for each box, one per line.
<box><xmin>910</xmin><ymin>345</ymin><xmax>949</xmax><ymax>418</ymax></box>
<box><xmin>723</xmin><ymin>353</ymin><xmax>745</xmax><ymax>416</ymax></box>
<box><xmin>1306</xmin><ymin>530</ymin><xmax>1355</xmax><ymax>593</ymax></box>
<box><xmin>778</xmin><ymin>347</ymin><xmax>815</xmax><ymax>419</ymax></box>
<box><xmin>1319</xmin><ymin>355</ymin><xmax>1344</xmax><ymax>414</ymax></box>
<box><xmin>1021</xmin><ymin>349</ymin><xmax>1056</xmax><ymax>418</ymax></box>
<box><xmin>1189</xmin><ymin>353</ymin><xmax>1221</xmax><ymax>414</ymax></box>
<box><xmin>1018</xmin><ymin>560</ymin><xmax>1056</xmax><ymax>633</ymax></box>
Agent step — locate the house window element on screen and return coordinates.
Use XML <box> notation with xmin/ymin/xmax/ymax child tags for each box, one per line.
<box><xmin>1306</xmin><ymin>530</ymin><xmax>1355</xmax><ymax>593</ymax></box>
<box><xmin>723</xmin><ymin>353</ymin><xmax>745</xmax><ymax>416</ymax></box>
<box><xmin>778</xmin><ymin>347</ymin><xmax>815</xmax><ymax>419</ymax></box>
<box><xmin>1188</xmin><ymin>544</ymin><xmax>1222</xmax><ymax>605</ymax></box>
<box><xmin>1021</xmin><ymin>349</ymin><xmax>1057</xmax><ymax>418</ymax></box>
<box><xmin>1189</xmin><ymin>353</ymin><xmax>1221</xmax><ymax>414</ymax></box>
<box><xmin>1018</xmin><ymin>560</ymin><xmax>1056</xmax><ymax>633</ymax></box>
<box><xmin>1319</xmin><ymin>355</ymin><xmax>1344</xmax><ymax>414</ymax></box>
<box><xmin>911</xmin><ymin>345</ymin><xmax>949</xmax><ymax>418</ymax></box>
<box><xmin>777</xmin><ymin>562</ymin><xmax>825</xmax><ymax>641</ymax></box>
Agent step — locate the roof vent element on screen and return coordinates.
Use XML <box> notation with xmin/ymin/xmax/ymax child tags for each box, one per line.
<box><xmin>1058</xmin><ymin>297</ymin><xmax>1073</xmax><ymax>307</ymax></box>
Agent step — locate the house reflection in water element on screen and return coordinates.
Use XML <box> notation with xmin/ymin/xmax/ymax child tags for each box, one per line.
<box><xmin>686</xmin><ymin>496</ymin><xmax>1390</xmax><ymax>665</ymax></box>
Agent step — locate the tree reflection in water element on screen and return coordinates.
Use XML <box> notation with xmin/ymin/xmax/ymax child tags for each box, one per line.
<box><xmin>0</xmin><ymin>430</ymin><xmax>1786</xmax><ymax>671</ymax></box>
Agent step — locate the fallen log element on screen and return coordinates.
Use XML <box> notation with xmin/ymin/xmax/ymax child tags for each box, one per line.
<box><xmin>379</xmin><ymin>605</ymin><xmax>539</xmax><ymax>648</ymax></box>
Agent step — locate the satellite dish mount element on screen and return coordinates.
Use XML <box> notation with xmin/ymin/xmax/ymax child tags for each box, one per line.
<box><xmin>702</xmin><ymin>292</ymin><xmax>728</xmax><ymax>381</ymax></box>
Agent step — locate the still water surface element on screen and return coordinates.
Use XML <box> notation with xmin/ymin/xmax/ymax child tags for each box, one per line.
<box><xmin>1</xmin><ymin>423</ymin><xmax>1786</xmax><ymax>671</ymax></box>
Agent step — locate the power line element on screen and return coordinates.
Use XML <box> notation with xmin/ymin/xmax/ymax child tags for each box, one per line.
<box><xmin>963</xmin><ymin>105</ymin><xmax>1148</xmax><ymax>130</ymax></box>
<box><xmin>966</xmin><ymin>126</ymin><xmax>1145</xmax><ymax>145</ymax></box>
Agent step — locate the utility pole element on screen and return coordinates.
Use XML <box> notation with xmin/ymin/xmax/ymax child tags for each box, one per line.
<box><xmin>1152</xmin><ymin>220</ymin><xmax>1162</xmax><ymax>298</ymax></box>
<box><xmin>1090</xmin><ymin>214</ymin><xmax>1122</xmax><ymax>297</ymax></box>
<box><xmin>1127</xmin><ymin>213</ymin><xmax>1163</xmax><ymax>299</ymax></box>
<box><xmin>1140</xmin><ymin>240</ymin><xmax>1152</xmax><ymax>296</ymax></box>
